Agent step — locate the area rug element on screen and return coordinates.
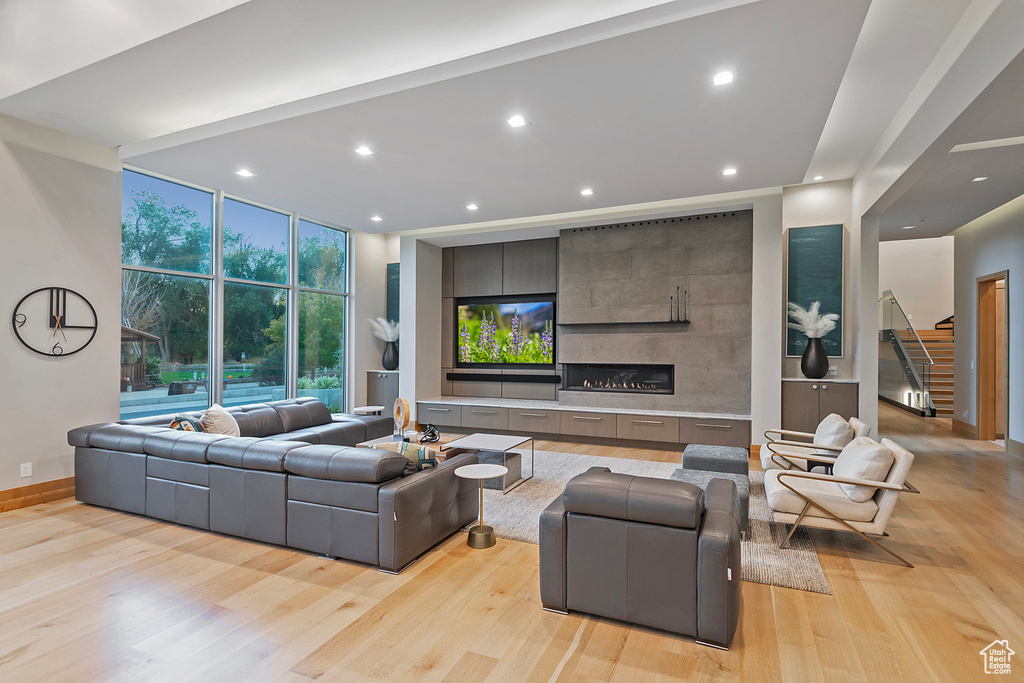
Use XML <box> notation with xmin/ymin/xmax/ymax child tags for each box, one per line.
<box><xmin>464</xmin><ymin>450</ymin><xmax>831</xmax><ymax>594</ymax></box>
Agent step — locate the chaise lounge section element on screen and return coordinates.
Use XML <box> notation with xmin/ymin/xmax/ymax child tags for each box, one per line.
<box><xmin>69</xmin><ymin>398</ymin><xmax>479</xmax><ymax>573</ymax></box>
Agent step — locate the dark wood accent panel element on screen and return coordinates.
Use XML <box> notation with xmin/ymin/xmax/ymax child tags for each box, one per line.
<box><xmin>454</xmin><ymin>244</ymin><xmax>503</xmax><ymax>297</ymax></box>
<box><xmin>560</xmin><ymin>411</ymin><xmax>617</xmax><ymax>439</ymax></box>
<box><xmin>502</xmin><ymin>238</ymin><xmax>557</xmax><ymax>295</ymax></box>
<box><xmin>0</xmin><ymin>477</ymin><xmax>75</xmax><ymax>513</ymax></box>
<box><xmin>442</xmin><ymin>298</ymin><xmax>453</xmax><ymax>368</ymax></box>
<box><xmin>781</xmin><ymin>381</ymin><xmax>822</xmax><ymax>433</ymax></box>
<box><xmin>818</xmin><ymin>382</ymin><xmax>858</xmax><ymax>421</ymax></box>
<box><xmin>615</xmin><ymin>414</ymin><xmax>680</xmax><ymax>442</ymax></box>
<box><xmin>441</xmin><ymin>247</ymin><xmax>455</xmax><ymax>298</ymax></box>
<box><xmin>678</xmin><ymin>417</ymin><xmax>751</xmax><ymax>448</ymax></box>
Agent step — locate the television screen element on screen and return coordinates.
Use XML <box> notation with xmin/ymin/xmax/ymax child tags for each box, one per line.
<box><xmin>457</xmin><ymin>299</ymin><xmax>554</xmax><ymax>366</ymax></box>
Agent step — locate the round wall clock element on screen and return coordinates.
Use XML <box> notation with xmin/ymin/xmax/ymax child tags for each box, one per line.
<box><xmin>12</xmin><ymin>287</ymin><xmax>98</xmax><ymax>357</ymax></box>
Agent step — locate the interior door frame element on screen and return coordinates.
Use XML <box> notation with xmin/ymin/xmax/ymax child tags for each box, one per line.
<box><xmin>976</xmin><ymin>270</ymin><xmax>1009</xmax><ymax>442</ymax></box>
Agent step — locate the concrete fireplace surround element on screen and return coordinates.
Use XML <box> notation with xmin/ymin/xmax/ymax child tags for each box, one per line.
<box><xmin>437</xmin><ymin>211</ymin><xmax>754</xmax><ymax>434</ymax></box>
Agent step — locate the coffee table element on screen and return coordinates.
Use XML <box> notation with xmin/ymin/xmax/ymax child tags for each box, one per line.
<box><xmin>442</xmin><ymin>433</ymin><xmax>534</xmax><ymax>494</ymax></box>
<box><xmin>455</xmin><ymin>463</ymin><xmax>509</xmax><ymax>549</ymax></box>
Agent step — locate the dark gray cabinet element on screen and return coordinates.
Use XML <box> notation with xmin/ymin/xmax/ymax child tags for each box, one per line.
<box><xmin>781</xmin><ymin>380</ymin><xmax>858</xmax><ymax>433</ymax></box>
<box><xmin>367</xmin><ymin>370</ymin><xmax>399</xmax><ymax>411</ymax></box>
<box><xmin>441</xmin><ymin>248</ymin><xmax>454</xmax><ymax>298</ymax></box>
<box><xmin>453</xmin><ymin>244</ymin><xmax>503</xmax><ymax>297</ymax></box>
<box><xmin>503</xmin><ymin>238</ymin><xmax>557</xmax><ymax>295</ymax></box>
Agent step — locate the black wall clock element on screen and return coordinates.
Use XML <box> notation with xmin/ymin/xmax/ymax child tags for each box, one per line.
<box><xmin>12</xmin><ymin>287</ymin><xmax>98</xmax><ymax>357</ymax></box>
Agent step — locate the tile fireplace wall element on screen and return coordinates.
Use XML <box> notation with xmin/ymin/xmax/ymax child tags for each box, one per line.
<box><xmin>558</xmin><ymin>211</ymin><xmax>753</xmax><ymax>414</ymax></box>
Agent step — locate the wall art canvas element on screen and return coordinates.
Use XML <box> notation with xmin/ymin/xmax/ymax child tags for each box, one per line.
<box><xmin>787</xmin><ymin>224</ymin><xmax>843</xmax><ymax>357</ymax></box>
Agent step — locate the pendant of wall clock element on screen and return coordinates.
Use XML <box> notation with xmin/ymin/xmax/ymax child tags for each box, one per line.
<box><xmin>12</xmin><ymin>287</ymin><xmax>97</xmax><ymax>357</ymax></box>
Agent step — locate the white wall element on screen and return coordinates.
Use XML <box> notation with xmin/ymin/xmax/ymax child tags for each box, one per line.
<box><xmin>398</xmin><ymin>237</ymin><xmax>441</xmax><ymax>422</ymax></box>
<box><xmin>879</xmin><ymin>236</ymin><xmax>954</xmax><ymax>329</ymax></box>
<box><xmin>750</xmin><ymin>192</ymin><xmax>784</xmax><ymax>443</ymax></box>
<box><xmin>0</xmin><ymin>115</ymin><xmax>121</xmax><ymax>492</ymax></box>
<box><xmin>349</xmin><ymin>230</ymin><xmax>388</xmax><ymax>408</ymax></box>
<box><xmin>952</xmin><ymin>193</ymin><xmax>1023</xmax><ymax>446</ymax></box>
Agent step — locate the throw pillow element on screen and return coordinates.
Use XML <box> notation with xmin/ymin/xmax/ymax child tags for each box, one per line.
<box><xmin>813</xmin><ymin>413</ymin><xmax>854</xmax><ymax>455</ymax></box>
<box><xmin>169</xmin><ymin>414</ymin><xmax>207</xmax><ymax>432</ymax></box>
<box><xmin>832</xmin><ymin>436</ymin><xmax>895</xmax><ymax>502</ymax></box>
<box><xmin>201</xmin><ymin>404</ymin><xmax>240</xmax><ymax>437</ymax></box>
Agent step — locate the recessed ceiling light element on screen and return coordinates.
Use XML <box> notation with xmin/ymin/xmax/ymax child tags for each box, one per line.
<box><xmin>713</xmin><ymin>71</ymin><xmax>734</xmax><ymax>86</ymax></box>
<box><xmin>466</xmin><ymin>204</ymin><xmax>478</xmax><ymax>211</ymax></box>
<box><xmin>722</xmin><ymin>168</ymin><xmax>737</xmax><ymax>176</ymax></box>
<box><xmin>580</xmin><ymin>188</ymin><xmax>594</xmax><ymax>196</ymax></box>
<box><xmin>901</xmin><ymin>226</ymin><xmax>915</xmax><ymax>230</ymax></box>
<box><xmin>370</xmin><ymin>215</ymin><xmax>382</xmax><ymax>222</ymax></box>
<box><xmin>235</xmin><ymin>169</ymin><xmax>255</xmax><ymax>177</ymax></box>
<box><xmin>813</xmin><ymin>175</ymin><xmax>824</xmax><ymax>181</ymax></box>
<box><xmin>972</xmin><ymin>176</ymin><xmax>987</xmax><ymax>182</ymax></box>
<box><xmin>507</xmin><ymin>115</ymin><xmax>527</xmax><ymax>128</ymax></box>
<box><xmin>355</xmin><ymin>146</ymin><xmax>373</xmax><ymax>156</ymax></box>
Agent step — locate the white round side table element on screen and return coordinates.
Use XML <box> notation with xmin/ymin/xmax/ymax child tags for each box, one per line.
<box><xmin>353</xmin><ymin>405</ymin><xmax>385</xmax><ymax>416</ymax></box>
<box><xmin>455</xmin><ymin>463</ymin><xmax>509</xmax><ymax>549</ymax></box>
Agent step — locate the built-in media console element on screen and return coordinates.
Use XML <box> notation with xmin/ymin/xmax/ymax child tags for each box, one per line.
<box><xmin>416</xmin><ymin>397</ymin><xmax>751</xmax><ymax>449</ymax></box>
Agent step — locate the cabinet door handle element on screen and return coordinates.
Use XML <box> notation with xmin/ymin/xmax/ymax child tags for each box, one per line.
<box><xmin>695</xmin><ymin>423</ymin><xmax>732</xmax><ymax>430</ymax></box>
<box><xmin>573</xmin><ymin>416</ymin><xmax>602</xmax><ymax>421</ymax></box>
<box><xmin>426</xmin><ymin>408</ymin><xmax>451</xmax><ymax>412</ymax></box>
<box><xmin>811</xmin><ymin>385</ymin><xmax>818</xmax><ymax>390</ymax></box>
<box><xmin>822</xmin><ymin>384</ymin><xmax>828</xmax><ymax>390</ymax></box>
<box><xmin>520</xmin><ymin>413</ymin><xmax>547</xmax><ymax>418</ymax></box>
<box><xmin>631</xmin><ymin>419</ymin><xmax>663</xmax><ymax>425</ymax></box>
<box><xmin>471</xmin><ymin>410</ymin><xmax>497</xmax><ymax>415</ymax></box>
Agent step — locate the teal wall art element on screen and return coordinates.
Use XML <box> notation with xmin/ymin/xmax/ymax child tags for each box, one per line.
<box><xmin>787</xmin><ymin>224</ymin><xmax>843</xmax><ymax>357</ymax></box>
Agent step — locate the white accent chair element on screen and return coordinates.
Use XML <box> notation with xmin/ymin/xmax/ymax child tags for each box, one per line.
<box><xmin>763</xmin><ymin>436</ymin><xmax>919</xmax><ymax>567</ymax></box>
<box><xmin>761</xmin><ymin>414</ymin><xmax>870</xmax><ymax>472</ymax></box>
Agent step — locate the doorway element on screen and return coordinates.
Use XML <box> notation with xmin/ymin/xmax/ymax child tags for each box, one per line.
<box><xmin>977</xmin><ymin>272</ymin><xmax>1009</xmax><ymax>442</ymax></box>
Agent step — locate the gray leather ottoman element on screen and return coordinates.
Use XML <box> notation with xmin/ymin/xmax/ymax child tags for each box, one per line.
<box><xmin>670</xmin><ymin>468</ymin><xmax>749</xmax><ymax>533</ymax></box>
<box><xmin>682</xmin><ymin>444</ymin><xmax>749</xmax><ymax>477</ymax></box>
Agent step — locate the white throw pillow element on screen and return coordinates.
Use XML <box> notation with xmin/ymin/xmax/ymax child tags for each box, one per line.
<box><xmin>201</xmin><ymin>404</ymin><xmax>240</xmax><ymax>437</ymax></box>
<box><xmin>813</xmin><ymin>413</ymin><xmax>854</xmax><ymax>455</ymax></box>
<box><xmin>832</xmin><ymin>436</ymin><xmax>894</xmax><ymax>502</ymax></box>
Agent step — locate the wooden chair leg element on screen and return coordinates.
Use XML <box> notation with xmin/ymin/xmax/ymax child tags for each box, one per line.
<box><xmin>780</xmin><ymin>503</ymin><xmax>810</xmax><ymax>549</ymax></box>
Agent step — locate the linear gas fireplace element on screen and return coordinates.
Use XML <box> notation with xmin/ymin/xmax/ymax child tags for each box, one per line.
<box><xmin>562</xmin><ymin>363</ymin><xmax>674</xmax><ymax>395</ymax></box>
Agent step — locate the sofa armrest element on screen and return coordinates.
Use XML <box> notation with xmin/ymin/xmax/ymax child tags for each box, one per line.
<box><xmin>697</xmin><ymin>478</ymin><xmax>741</xmax><ymax>649</ymax></box>
<box><xmin>67</xmin><ymin>422</ymin><xmax>119</xmax><ymax>447</ymax></box>
<box><xmin>377</xmin><ymin>452</ymin><xmax>478</xmax><ymax>572</ymax></box>
<box><xmin>539</xmin><ymin>496</ymin><xmax>569</xmax><ymax>612</ymax></box>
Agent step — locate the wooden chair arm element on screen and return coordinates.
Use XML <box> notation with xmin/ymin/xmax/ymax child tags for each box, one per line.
<box><xmin>764</xmin><ymin>428</ymin><xmax>815</xmax><ymax>442</ymax></box>
<box><xmin>768</xmin><ymin>439</ymin><xmax>844</xmax><ymax>452</ymax></box>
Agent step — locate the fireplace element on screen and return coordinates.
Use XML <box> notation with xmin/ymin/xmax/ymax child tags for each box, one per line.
<box><xmin>562</xmin><ymin>363</ymin><xmax>674</xmax><ymax>395</ymax></box>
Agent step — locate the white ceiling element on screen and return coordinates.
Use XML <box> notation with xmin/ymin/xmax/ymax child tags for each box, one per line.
<box><xmin>1</xmin><ymin>0</ymin><xmax>1021</xmax><ymax>239</ymax></box>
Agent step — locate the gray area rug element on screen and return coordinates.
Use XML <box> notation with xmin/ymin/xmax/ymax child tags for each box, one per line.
<box><xmin>465</xmin><ymin>450</ymin><xmax>831</xmax><ymax>594</ymax></box>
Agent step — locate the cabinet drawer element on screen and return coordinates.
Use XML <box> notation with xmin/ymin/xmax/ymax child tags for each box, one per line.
<box><xmin>560</xmin><ymin>411</ymin><xmax>617</xmax><ymax>439</ymax></box>
<box><xmin>508</xmin><ymin>408</ymin><xmax>561</xmax><ymax>433</ymax></box>
<box><xmin>616</xmin><ymin>414</ymin><xmax>681</xmax><ymax>442</ymax></box>
<box><xmin>461</xmin><ymin>406</ymin><xmax>509</xmax><ymax>430</ymax></box>
<box><xmin>417</xmin><ymin>402</ymin><xmax>462</xmax><ymax>427</ymax></box>
<box><xmin>679</xmin><ymin>418</ymin><xmax>751</xmax><ymax>448</ymax></box>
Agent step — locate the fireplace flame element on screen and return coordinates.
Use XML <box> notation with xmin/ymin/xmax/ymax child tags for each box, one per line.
<box><xmin>581</xmin><ymin>377</ymin><xmax>657</xmax><ymax>391</ymax></box>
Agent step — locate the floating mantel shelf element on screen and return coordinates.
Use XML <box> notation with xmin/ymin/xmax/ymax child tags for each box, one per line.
<box><xmin>557</xmin><ymin>320</ymin><xmax>690</xmax><ymax>328</ymax></box>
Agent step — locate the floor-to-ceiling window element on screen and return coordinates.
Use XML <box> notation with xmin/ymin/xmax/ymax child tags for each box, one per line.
<box><xmin>119</xmin><ymin>170</ymin><xmax>348</xmax><ymax>418</ymax></box>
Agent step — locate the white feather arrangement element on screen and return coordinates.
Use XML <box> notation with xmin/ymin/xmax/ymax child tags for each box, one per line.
<box><xmin>368</xmin><ymin>317</ymin><xmax>400</xmax><ymax>342</ymax></box>
<box><xmin>787</xmin><ymin>301</ymin><xmax>838</xmax><ymax>339</ymax></box>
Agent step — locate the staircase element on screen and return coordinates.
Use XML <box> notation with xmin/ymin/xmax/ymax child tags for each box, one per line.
<box><xmin>920</xmin><ymin>316</ymin><xmax>954</xmax><ymax>417</ymax></box>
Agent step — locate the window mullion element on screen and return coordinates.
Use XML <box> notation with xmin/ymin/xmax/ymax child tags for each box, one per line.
<box><xmin>286</xmin><ymin>213</ymin><xmax>300</xmax><ymax>399</ymax></box>
<box><xmin>210</xmin><ymin>190</ymin><xmax>225</xmax><ymax>407</ymax></box>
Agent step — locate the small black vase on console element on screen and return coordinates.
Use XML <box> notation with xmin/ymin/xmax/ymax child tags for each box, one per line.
<box><xmin>382</xmin><ymin>341</ymin><xmax>399</xmax><ymax>371</ymax></box>
<box><xmin>800</xmin><ymin>337</ymin><xmax>829</xmax><ymax>379</ymax></box>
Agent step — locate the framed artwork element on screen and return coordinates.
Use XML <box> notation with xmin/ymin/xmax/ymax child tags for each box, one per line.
<box><xmin>786</xmin><ymin>224</ymin><xmax>843</xmax><ymax>357</ymax></box>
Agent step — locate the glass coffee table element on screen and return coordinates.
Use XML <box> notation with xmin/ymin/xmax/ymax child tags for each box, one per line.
<box><xmin>441</xmin><ymin>433</ymin><xmax>534</xmax><ymax>494</ymax></box>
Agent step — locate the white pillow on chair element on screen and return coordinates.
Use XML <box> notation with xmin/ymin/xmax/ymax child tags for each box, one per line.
<box><xmin>813</xmin><ymin>413</ymin><xmax>854</xmax><ymax>455</ymax></box>
<box><xmin>832</xmin><ymin>436</ymin><xmax>894</xmax><ymax>502</ymax></box>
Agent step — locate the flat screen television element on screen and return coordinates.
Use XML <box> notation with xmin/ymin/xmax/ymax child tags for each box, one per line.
<box><xmin>456</xmin><ymin>296</ymin><xmax>555</xmax><ymax>367</ymax></box>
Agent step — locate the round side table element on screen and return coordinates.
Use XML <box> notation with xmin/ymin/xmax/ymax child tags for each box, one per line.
<box><xmin>353</xmin><ymin>405</ymin><xmax>385</xmax><ymax>416</ymax></box>
<box><xmin>454</xmin><ymin>463</ymin><xmax>509</xmax><ymax>549</ymax></box>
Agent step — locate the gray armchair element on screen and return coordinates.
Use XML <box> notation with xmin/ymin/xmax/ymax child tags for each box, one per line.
<box><xmin>539</xmin><ymin>467</ymin><xmax>742</xmax><ymax>649</ymax></box>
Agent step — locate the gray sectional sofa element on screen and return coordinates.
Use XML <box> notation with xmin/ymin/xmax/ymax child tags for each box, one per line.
<box><xmin>68</xmin><ymin>397</ymin><xmax>479</xmax><ymax>573</ymax></box>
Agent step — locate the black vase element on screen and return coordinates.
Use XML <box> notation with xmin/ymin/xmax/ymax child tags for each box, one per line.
<box><xmin>800</xmin><ymin>337</ymin><xmax>829</xmax><ymax>379</ymax></box>
<box><xmin>381</xmin><ymin>341</ymin><xmax>399</xmax><ymax>371</ymax></box>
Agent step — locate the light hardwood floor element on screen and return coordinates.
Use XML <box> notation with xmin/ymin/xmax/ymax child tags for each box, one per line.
<box><xmin>1</xmin><ymin>403</ymin><xmax>1021</xmax><ymax>682</ymax></box>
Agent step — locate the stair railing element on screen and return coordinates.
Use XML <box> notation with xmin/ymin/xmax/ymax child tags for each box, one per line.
<box><xmin>879</xmin><ymin>290</ymin><xmax>934</xmax><ymax>415</ymax></box>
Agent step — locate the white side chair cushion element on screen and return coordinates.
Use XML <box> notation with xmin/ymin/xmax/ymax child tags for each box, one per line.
<box><xmin>832</xmin><ymin>437</ymin><xmax>894</xmax><ymax>503</ymax></box>
<box><xmin>201</xmin><ymin>404</ymin><xmax>241</xmax><ymax>437</ymax></box>
<box><xmin>813</xmin><ymin>413</ymin><xmax>854</xmax><ymax>455</ymax></box>
<box><xmin>849</xmin><ymin>417</ymin><xmax>872</xmax><ymax>439</ymax></box>
<box><xmin>764</xmin><ymin>470</ymin><xmax>879</xmax><ymax>522</ymax></box>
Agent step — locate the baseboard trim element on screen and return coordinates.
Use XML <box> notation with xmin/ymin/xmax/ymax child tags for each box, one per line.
<box><xmin>0</xmin><ymin>477</ymin><xmax>75</xmax><ymax>513</ymax></box>
<box><xmin>1008</xmin><ymin>438</ymin><xmax>1024</xmax><ymax>460</ymax></box>
<box><xmin>952</xmin><ymin>419</ymin><xmax>978</xmax><ymax>439</ymax></box>
<box><xmin>750</xmin><ymin>444</ymin><xmax>761</xmax><ymax>459</ymax></box>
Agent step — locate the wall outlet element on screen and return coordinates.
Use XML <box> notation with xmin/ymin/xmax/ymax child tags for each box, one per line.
<box><xmin>828</xmin><ymin>365</ymin><xmax>838</xmax><ymax>376</ymax></box>
<box><xmin>19</xmin><ymin>462</ymin><xmax>31</xmax><ymax>478</ymax></box>
<box><xmin>962</xmin><ymin>411</ymin><xmax>969</xmax><ymax>419</ymax></box>
<box><xmin>971</xmin><ymin>360</ymin><xmax>975</xmax><ymax>370</ymax></box>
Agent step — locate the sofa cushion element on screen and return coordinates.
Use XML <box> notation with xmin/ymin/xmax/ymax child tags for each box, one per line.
<box><xmin>832</xmin><ymin>437</ymin><xmax>894</xmax><ymax>502</ymax></box>
<box><xmin>337</xmin><ymin>414</ymin><xmax>392</xmax><ymax>441</ymax></box>
<box><xmin>266</xmin><ymin>422</ymin><xmax>366</xmax><ymax>447</ymax></box>
<box><xmin>67</xmin><ymin>422</ymin><xmax>119</xmax><ymax>447</ymax></box>
<box><xmin>563</xmin><ymin>469</ymin><xmax>704</xmax><ymax>530</ymax></box>
<box><xmin>207</xmin><ymin>437</ymin><xmax>308</xmax><ymax>472</ymax></box>
<box><xmin>87</xmin><ymin>424</ymin><xmax>169</xmax><ymax>453</ymax></box>
<box><xmin>228</xmin><ymin>404</ymin><xmax>285</xmax><ymax>438</ymax></box>
<box><xmin>284</xmin><ymin>445</ymin><xmax>409</xmax><ymax>483</ymax></box>
<box><xmin>764</xmin><ymin>469</ymin><xmax>878</xmax><ymax>522</ymax></box>
<box><xmin>814</xmin><ymin>413</ymin><xmax>855</xmax><ymax>455</ymax></box>
<box><xmin>201</xmin><ymin>404</ymin><xmax>240</xmax><ymax>436</ymax></box>
<box><xmin>287</xmin><ymin>476</ymin><xmax>381</xmax><ymax>513</ymax></box>
<box><xmin>271</xmin><ymin>397</ymin><xmax>333</xmax><ymax>433</ymax></box>
<box><xmin>143</xmin><ymin>431</ymin><xmax>232</xmax><ymax>463</ymax></box>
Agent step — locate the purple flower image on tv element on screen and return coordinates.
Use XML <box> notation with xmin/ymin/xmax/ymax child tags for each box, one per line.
<box><xmin>457</xmin><ymin>300</ymin><xmax>554</xmax><ymax>365</ymax></box>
